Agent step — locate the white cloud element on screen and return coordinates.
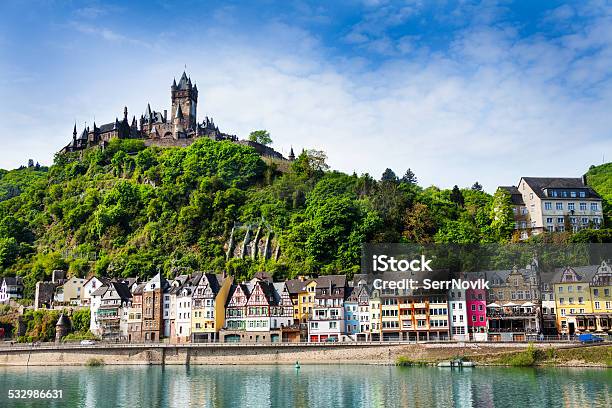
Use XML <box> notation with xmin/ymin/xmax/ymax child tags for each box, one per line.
<box><xmin>1</xmin><ymin>1</ymin><xmax>611</xmax><ymax>194</ymax></box>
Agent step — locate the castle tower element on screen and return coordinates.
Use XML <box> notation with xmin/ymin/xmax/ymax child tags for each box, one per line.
<box><xmin>171</xmin><ymin>71</ymin><xmax>198</xmax><ymax>132</ymax></box>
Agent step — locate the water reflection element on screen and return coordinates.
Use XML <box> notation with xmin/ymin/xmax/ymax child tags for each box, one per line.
<box><xmin>0</xmin><ymin>365</ymin><xmax>610</xmax><ymax>408</ymax></box>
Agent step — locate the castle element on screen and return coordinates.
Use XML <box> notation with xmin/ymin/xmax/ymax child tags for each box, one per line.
<box><xmin>62</xmin><ymin>72</ymin><xmax>294</xmax><ymax>161</ymax></box>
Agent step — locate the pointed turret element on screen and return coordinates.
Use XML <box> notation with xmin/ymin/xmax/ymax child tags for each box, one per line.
<box><xmin>288</xmin><ymin>147</ymin><xmax>295</xmax><ymax>161</ymax></box>
<box><xmin>144</xmin><ymin>103</ymin><xmax>152</xmax><ymax>120</ymax></box>
<box><xmin>72</xmin><ymin>123</ymin><xmax>77</xmax><ymax>140</ymax></box>
<box><xmin>124</xmin><ymin>106</ymin><xmax>128</xmax><ymax>121</ymax></box>
<box><xmin>171</xmin><ymin>78</ymin><xmax>177</xmax><ymax>90</ymax></box>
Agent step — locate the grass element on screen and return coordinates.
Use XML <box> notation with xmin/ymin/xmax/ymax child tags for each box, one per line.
<box><xmin>396</xmin><ymin>356</ymin><xmax>430</xmax><ymax>366</ymax></box>
<box><xmin>478</xmin><ymin>344</ymin><xmax>612</xmax><ymax>367</ymax></box>
<box><xmin>85</xmin><ymin>358</ymin><xmax>104</xmax><ymax>367</ymax></box>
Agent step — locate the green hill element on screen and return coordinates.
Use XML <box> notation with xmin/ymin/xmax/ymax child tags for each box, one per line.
<box><xmin>587</xmin><ymin>162</ymin><xmax>612</xmax><ymax>223</ymax></box>
<box><xmin>0</xmin><ymin>138</ymin><xmax>606</xmax><ymax>297</ymax></box>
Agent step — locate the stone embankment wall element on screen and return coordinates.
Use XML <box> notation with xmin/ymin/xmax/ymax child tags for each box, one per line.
<box><xmin>0</xmin><ymin>342</ymin><xmax>564</xmax><ymax>366</ymax></box>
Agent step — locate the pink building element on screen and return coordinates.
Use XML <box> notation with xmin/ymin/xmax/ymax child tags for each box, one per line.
<box><xmin>466</xmin><ymin>273</ymin><xmax>487</xmax><ymax>341</ymax></box>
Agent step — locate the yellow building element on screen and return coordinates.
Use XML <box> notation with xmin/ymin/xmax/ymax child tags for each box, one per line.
<box><xmin>286</xmin><ymin>278</ymin><xmax>317</xmax><ymax>324</ymax></box>
<box><xmin>553</xmin><ymin>265</ymin><xmax>599</xmax><ymax>335</ymax></box>
<box><xmin>191</xmin><ymin>273</ymin><xmax>233</xmax><ymax>343</ymax></box>
<box><xmin>590</xmin><ymin>260</ymin><xmax>612</xmax><ymax>332</ymax></box>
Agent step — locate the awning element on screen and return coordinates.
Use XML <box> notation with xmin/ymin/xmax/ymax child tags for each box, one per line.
<box><xmin>521</xmin><ymin>302</ymin><xmax>535</xmax><ymax>307</ymax></box>
<box><xmin>502</xmin><ymin>302</ymin><xmax>519</xmax><ymax>307</ymax></box>
<box><xmin>487</xmin><ymin>303</ymin><xmax>501</xmax><ymax>308</ymax></box>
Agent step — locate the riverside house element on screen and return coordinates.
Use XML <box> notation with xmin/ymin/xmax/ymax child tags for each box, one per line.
<box><xmin>485</xmin><ymin>264</ymin><xmax>540</xmax><ymax>342</ymax></box>
<box><xmin>94</xmin><ymin>281</ymin><xmax>132</xmax><ymax>340</ymax></box>
<box><xmin>309</xmin><ymin>275</ymin><xmax>346</xmax><ymax>342</ymax></box>
<box><xmin>191</xmin><ymin>273</ymin><xmax>233</xmax><ymax>343</ymax></box>
<box><xmin>142</xmin><ymin>272</ymin><xmax>169</xmax><ymax>342</ymax></box>
<box><xmin>465</xmin><ymin>272</ymin><xmax>488</xmax><ymax>341</ymax></box>
<box><xmin>448</xmin><ymin>286</ymin><xmax>468</xmax><ymax>341</ymax></box>
<box><xmin>221</xmin><ymin>283</ymin><xmax>251</xmax><ymax>342</ymax></box>
<box><xmin>127</xmin><ymin>283</ymin><xmax>145</xmax><ymax>342</ymax></box>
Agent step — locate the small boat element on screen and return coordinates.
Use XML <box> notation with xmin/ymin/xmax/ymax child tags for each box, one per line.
<box><xmin>437</xmin><ymin>359</ymin><xmax>475</xmax><ymax>368</ymax></box>
<box><xmin>295</xmin><ymin>361</ymin><xmax>301</xmax><ymax>369</ymax></box>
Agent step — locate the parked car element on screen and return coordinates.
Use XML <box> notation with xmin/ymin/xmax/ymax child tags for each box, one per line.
<box><xmin>578</xmin><ymin>333</ymin><xmax>604</xmax><ymax>343</ymax></box>
<box><xmin>80</xmin><ymin>340</ymin><xmax>96</xmax><ymax>346</ymax></box>
<box><xmin>326</xmin><ymin>337</ymin><xmax>338</xmax><ymax>343</ymax></box>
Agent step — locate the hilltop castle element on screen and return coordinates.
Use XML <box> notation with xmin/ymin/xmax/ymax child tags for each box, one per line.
<box><xmin>62</xmin><ymin>72</ymin><xmax>295</xmax><ymax>161</ymax></box>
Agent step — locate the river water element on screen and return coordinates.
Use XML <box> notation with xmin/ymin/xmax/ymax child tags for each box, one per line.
<box><xmin>0</xmin><ymin>365</ymin><xmax>610</xmax><ymax>407</ymax></box>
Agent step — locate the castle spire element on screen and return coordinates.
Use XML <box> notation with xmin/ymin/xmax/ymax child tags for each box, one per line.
<box><xmin>124</xmin><ymin>106</ymin><xmax>128</xmax><ymax>120</ymax></box>
<box><xmin>289</xmin><ymin>147</ymin><xmax>295</xmax><ymax>161</ymax></box>
<box><xmin>73</xmin><ymin>123</ymin><xmax>77</xmax><ymax>138</ymax></box>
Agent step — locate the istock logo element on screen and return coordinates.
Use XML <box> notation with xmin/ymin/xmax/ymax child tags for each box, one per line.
<box><xmin>372</xmin><ymin>255</ymin><xmax>433</xmax><ymax>272</ymax></box>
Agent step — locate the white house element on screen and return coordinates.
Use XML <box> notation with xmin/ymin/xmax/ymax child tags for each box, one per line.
<box><xmin>175</xmin><ymin>286</ymin><xmax>193</xmax><ymax>343</ymax></box>
<box><xmin>448</xmin><ymin>287</ymin><xmax>469</xmax><ymax>341</ymax></box>
<box><xmin>0</xmin><ymin>277</ymin><xmax>24</xmax><ymax>303</ymax></box>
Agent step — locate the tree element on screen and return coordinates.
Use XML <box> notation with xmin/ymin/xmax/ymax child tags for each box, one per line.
<box><xmin>471</xmin><ymin>181</ymin><xmax>483</xmax><ymax>191</ymax></box>
<box><xmin>403</xmin><ymin>203</ymin><xmax>436</xmax><ymax>243</ymax></box>
<box><xmin>401</xmin><ymin>168</ymin><xmax>418</xmax><ymax>185</ymax></box>
<box><xmin>381</xmin><ymin>168</ymin><xmax>398</xmax><ymax>182</ymax></box>
<box><xmin>248</xmin><ymin>130</ymin><xmax>272</xmax><ymax>146</ymax></box>
<box><xmin>450</xmin><ymin>185</ymin><xmax>464</xmax><ymax>207</ymax></box>
<box><xmin>291</xmin><ymin>150</ymin><xmax>329</xmax><ymax>179</ymax></box>
<box><xmin>490</xmin><ymin>188</ymin><xmax>515</xmax><ymax>241</ymax></box>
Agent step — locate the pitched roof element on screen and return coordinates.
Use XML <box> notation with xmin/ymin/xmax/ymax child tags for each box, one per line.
<box><xmin>498</xmin><ymin>186</ymin><xmax>525</xmax><ymax>205</ymax></box>
<box><xmin>109</xmin><ymin>281</ymin><xmax>132</xmax><ymax>301</ymax></box>
<box><xmin>285</xmin><ymin>278</ymin><xmax>310</xmax><ymax>295</ymax></box>
<box><xmin>2</xmin><ymin>276</ymin><xmax>23</xmax><ymax>286</ymax></box>
<box><xmin>177</xmin><ymin>71</ymin><xmax>191</xmax><ymax>90</ymax></box>
<box><xmin>521</xmin><ymin>177</ymin><xmax>601</xmax><ymax>199</ymax></box>
<box><xmin>91</xmin><ymin>285</ymin><xmax>109</xmax><ymax>297</ymax></box>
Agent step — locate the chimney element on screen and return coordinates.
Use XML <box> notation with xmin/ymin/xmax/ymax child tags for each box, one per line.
<box><xmin>164</xmin><ymin>110</ymin><xmax>168</xmax><ymax>122</ymax></box>
<box><xmin>582</xmin><ymin>174</ymin><xmax>588</xmax><ymax>186</ymax></box>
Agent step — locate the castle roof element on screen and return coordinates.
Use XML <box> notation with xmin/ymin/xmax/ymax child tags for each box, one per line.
<box><xmin>177</xmin><ymin>71</ymin><xmax>191</xmax><ymax>90</ymax></box>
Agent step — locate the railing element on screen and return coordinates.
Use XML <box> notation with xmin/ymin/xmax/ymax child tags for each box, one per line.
<box><xmin>2</xmin><ymin>337</ymin><xmax>610</xmax><ymax>351</ymax></box>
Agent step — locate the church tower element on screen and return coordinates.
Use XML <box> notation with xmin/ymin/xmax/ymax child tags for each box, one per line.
<box><xmin>171</xmin><ymin>71</ymin><xmax>198</xmax><ymax>132</ymax></box>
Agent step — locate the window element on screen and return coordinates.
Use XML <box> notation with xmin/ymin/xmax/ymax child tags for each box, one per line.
<box><xmin>556</xmin><ymin>203</ymin><xmax>563</xmax><ymax>210</ymax></box>
<box><xmin>557</xmin><ymin>217</ymin><xmax>564</xmax><ymax>224</ymax></box>
<box><xmin>595</xmin><ymin>301</ymin><xmax>600</xmax><ymax>309</ymax></box>
<box><xmin>544</xmin><ymin>202</ymin><xmax>552</xmax><ymax>210</ymax></box>
<box><xmin>582</xmin><ymin>217</ymin><xmax>588</xmax><ymax>224</ymax></box>
<box><xmin>546</xmin><ymin>218</ymin><xmax>553</xmax><ymax>224</ymax></box>
<box><xmin>570</xmin><ymin>192</ymin><xmax>577</xmax><ymax>198</ymax></box>
<box><xmin>568</xmin><ymin>203</ymin><xmax>575</xmax><ymax>211</ymax></box>
<box><xmin>580</xmin><ymin>202</ymin><xmax>587</xmax><ymax>211</ymax></box>
<box><xmin>591</xmin><ymin>203</ymin><xmax>598</xmax><ymax>211</ymax></box>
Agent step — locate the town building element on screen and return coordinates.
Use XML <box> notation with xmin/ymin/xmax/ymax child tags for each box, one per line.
<box><xmin>142</xmin><ymin>273</ymin><xmax>169</xmax><ymax>342</ymax></box>
<box><xmin>0</xmin><ymin>277</ymin><xmax>24</xmax><ymax>303</ymax></box>
<box><xmin>54</xmin><ymin>277</ymin><xmax>85</xmax><ymax>306</ymax></box>
<box><xmin>222</xmin><ymin>283</ymin><xmax>251</xmax><ymax>342</ymax></box>
<box><xmin>82</xmin><ymin>276</ymin><xmax>110</xmax><ymax>306</ymax></box>
<box><xmin>448</xmin><ymin>286</ymin><xmax>468</xmax><ymax>341</ymax></box>
<box><xmin>343</xmin><ymin>287</ymin><xmax>360</xmax><ymax>338</ymax></box>
<box><xmin>94</xmin><ymin>282</ymin><xmax>132</xmax><ymax>340</ymax></box>
<box><xmin>127</xmin><ymin>283</ymin><xmax>145</xmax><ymax>342</ymax></box>
<box><xmin>191</xmin><ymin>273</ymin><xmax>232</xmax><ymax>343</ymax></box>
<box><xmin>485</xmin><ymin>265</ymin><xmax>540</xmax><ymax>341</ymax></box>
<box><xmin>309</xmin><ymin>275</ymin><xmax>346</xmax><ymax>342</ymax></box>
<box><xmin>500</xmin><ymin>177</ymin><xmax>604</xmax><ymax>240</ymax></box>
<box><xmin>465</xmin><ymin>272</ymin><xmax>488</xmax><ymax>341</ymax></box>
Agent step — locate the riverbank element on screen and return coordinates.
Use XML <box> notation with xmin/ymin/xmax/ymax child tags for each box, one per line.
<box><xmin>1</xmin><ymin>342</ymin><xmax>609</xmax><ymax>367</ymax></box>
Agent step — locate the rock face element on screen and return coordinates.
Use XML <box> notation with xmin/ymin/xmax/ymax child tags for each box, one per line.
<box><xmin>225</xmin><ymin>221</ymin><xmax>280</xmax><ymax>261</ymax></box>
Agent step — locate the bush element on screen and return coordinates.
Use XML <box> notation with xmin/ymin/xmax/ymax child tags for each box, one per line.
<box><xmin>396</xmin><ymin>356</ymin><xmax>428</xmax><ymax>366</ymax></box>
<box><xmin>85</xmin><ymin>358</ymin><xmax>104</xmax><ymax>367</ymax></box>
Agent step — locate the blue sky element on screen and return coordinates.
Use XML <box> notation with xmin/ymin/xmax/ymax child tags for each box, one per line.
<box><xmin>0</xmin><ymin>0</ymin><xmax>610</xmax><ymax>191</ymax></box>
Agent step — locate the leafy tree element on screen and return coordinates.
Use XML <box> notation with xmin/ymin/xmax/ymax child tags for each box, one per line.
<box><xmin>70</xmin><ymin>308</ymin><xmax>91</xmax><ymax>333</ymax></box>
<box><xmin>248</xmin><ymin>130</ymin><xmax>272</xmax><ymax>145</ymax></box>
<box><xmin>403</xmin><ymin>203</ymin><xmax>436</xmax><ymax>243</ymax></box>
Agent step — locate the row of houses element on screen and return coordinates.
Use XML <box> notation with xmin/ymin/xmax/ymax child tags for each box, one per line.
<box><xmin>79</xmin><ymin>260</ymin><xmax>612</xmax><ymax>343</ymax></box>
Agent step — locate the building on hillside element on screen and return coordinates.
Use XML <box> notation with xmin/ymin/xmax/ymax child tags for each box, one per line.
<box><xmin>163</xmin><ymin>275</ymin><xmax>190</xmax><ymax>339</ymax></box>
<box><xmin>0</xmin><ymin>277</ymin><xmax>24</xmax><ymax>303</ymax></box>
<box><xmin>127</xmin><ymin>283</ymin><xmax>145</xmax><ymax>342</ymax></box>
<box><xmin>142</xmin><ymin>273</ymin><xmax>169</xmax><ymax>342</ymax></box>
<box><xmin>34</xmin><ymin>270</ymin><xmax>66</xmax><ymax>310</ymax></box>
<box><xmin>54</xmin><ymin>277</ymin><xmax>85</xmax><ymax>305</ymax></box>
<box><xmin>485</xmin><ymin>265</ymin><xmax>540</xmax><ymax>341</ymax></box>
<box><xmin>175</xmin><ymin>283</ymin><xmax>195</xmax><ymax>343</ymax></box>
<box><xmin>191</xmin><ymin>273</ymin><xmax>233</xmax><ymax>343</ymax></box>
<box><xmin>61</xmin><ymin>72</ymin><xmax>292</xmax><ymax>162</ymax></box>
<box><xmin>273</xmin><ymin>282</ymin><xmax>299</xmax><ymax>342</ymax></box>
<box><xmin>309</xmin><ymin>275</ymin><xmax>346</xmax><ymax>342</ymax></box>
<box><xmin>82</xmin><ymin>276</ymin><xmax>110</xmax><ymax>306</ymax></box>
<box><xmin>499</xmin><ymin>176</ymin><xmax>603</xmax><ymax>240</ymax></box>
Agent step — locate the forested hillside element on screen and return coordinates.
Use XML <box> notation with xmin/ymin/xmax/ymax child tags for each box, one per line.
<box><xmin>0</xmin><ymin>138</ymin><xmax>608</xmax><ymax>297</ymax></box>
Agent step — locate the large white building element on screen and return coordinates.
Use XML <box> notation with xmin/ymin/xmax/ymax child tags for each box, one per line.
<box><xmin>500</xmin><ymin>176</ymin><xmax>604</xmax><ymax>240</ymax></box>
<box><xmin>448</xmin><ymin>287</ymin><xmax>468</xmax><ymax>341</ymax></box>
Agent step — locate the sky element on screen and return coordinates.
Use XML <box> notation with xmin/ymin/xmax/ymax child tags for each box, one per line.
<box><xmin>0</xmin><ymin>0</ymin><xmax>611</xmax><ymax>191</ymax></box>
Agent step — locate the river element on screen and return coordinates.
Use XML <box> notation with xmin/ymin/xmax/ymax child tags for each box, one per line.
<box><xmin>0</xmin><ymin>365</ymin><xmax>610</xmax><ymax>407</ymax></box>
